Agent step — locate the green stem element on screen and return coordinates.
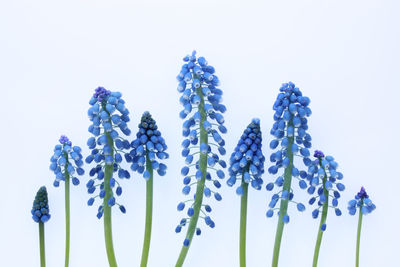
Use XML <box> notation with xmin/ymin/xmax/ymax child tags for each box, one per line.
<box><xmin>104</xmin><ymin>132</ymin><xmax>118</xmax><ymax>267</ymax></box>
<box><xmin>239</xmin><ymin>172</ymin><xmax>249</xmax><ymax>267</ymax></box>
<box><xmin>39</xmin><ymin>222</ymin><xmax>46</xmax><ymax>267</ymax></box>
<box><xmin>356</xmin><ymin>204</ymin><xmax>363</xmax><ymax>267</ymax></box>
<box><xmin>64</xmin><ymin>154</ymin><xmax>70</xmax><ymax>267</ymax></box>
<box><xmin>140</xmin><ymin>151</ymin><xmax>154</xmax><ymax>267</ymax></box>
<box><xmin>272</xmin><ymin>122</ymin><xmax>294</xmax><ymax>267</ymax></box>
<box><xmin>175</xmin><ymin>84</ymin><xmax>208</xmax><ymax>267</ymax></box>
<box><xmin>312</xmin><ymin>165</ymin><xmax>329</xmax><ymax>267</ymax></box>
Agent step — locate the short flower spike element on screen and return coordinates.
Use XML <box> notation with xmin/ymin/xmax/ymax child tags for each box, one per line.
<box><xmin>49</xmin><ymin>135</ymin><xmax>84</xmax><ymax>267</ymax></box>
<box><xmin>267</xmin><ymin>82</ymin><xmax>313</xmax><ymax>267</ymax></box>
<box><xmin>348</xmin><ymin>187</ymin><xmax>376</xmax><ymax>216</ymax></box>
<box><xmin>31</xmin><ymin>186</ymin><xmax>51</xmax><ymax>223</ymax></box>
<box><xmin>348</xmin><ymin>187</ymin><xmax>376</xmax><ymax>267</ymax></box>
<box><xmin>227</xmin><ymin>118</ymin><xmax>265</xmax><ymax>266</ymax></box>
<box><xmin>32</xmin><ymin>186</ymin><xmax>50</xmax><ymax>267</ymax></box>
<box><xmin>175</xmin><ymin>51</ymin><xmax>227</xmax><ymax>267</ymax></box>
<box><xmin>307</xmin><ymin>151</ymin><xmax>345</xmax><ymax>267</ymax></box>
<box><xmin>130</xmin><ymin>111</ymin><xmax>168</xmax><ymax>267</ymax></box>
<box><xmin>86</xmin><ymin>86</ymin><xmax>132</xmax><ymax>267</ymax></box>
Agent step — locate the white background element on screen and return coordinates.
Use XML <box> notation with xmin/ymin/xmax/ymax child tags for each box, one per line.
<box><xmin>0</xmin><ymin>1</ymin><xmax>399</xmax><ymax>266</ymax></box>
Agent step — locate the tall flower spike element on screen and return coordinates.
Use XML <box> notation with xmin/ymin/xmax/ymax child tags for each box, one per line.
<box><xmin>306</xmin><ymin>151</ymin><xmax>345</xmax><ymax>267</ymax></box>
<box><xmin>348</xmin><ymin>187</ymin><xmax>376</xmax><ymax>267</ymax></box>
<box><xmin>130</xmin><ymin>111</ymin><xmax>168</xmax><ymax>266</ymax></box>
<box><xmin>266</xmin><ymin>82</ymin><xmax>312</xmax><ymax>267</ymax></box>
<box><xmin>31</xmin><ymin>186</ymin><xmax>50</xmax><ymax>267</ymax></box>
<box><xmin>49</xmin><ymin>135</ymin><xmax>84</xmax><ymax>267</ymax></box>
<box><xmin>175</xmin><ymin>51</ymin><xmax>227</xmax><ymax>266</ymax></box>
<box><xmin>227</xmin><ymin>118</ymin><xmax>265</xmax><ymax>267</ymax></box>
<box><xmin>86</xmin><ymin>86</ymin><xmax>132</xmax><ymax>267</ymax></box>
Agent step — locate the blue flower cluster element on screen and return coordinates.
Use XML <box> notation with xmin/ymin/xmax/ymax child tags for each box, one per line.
<box><xmin>306</xmin><ymin>151</ymin><xmax>345</xmax><ymax>224</ymax></box>
<box><xmin>266</xmin><ymin>82</ymin><xmax>312</xmax><ymax>223</ymax></box>
<box><xmin>49</xmin><ymin>135</ymin><xmax>85</xmax><ymax>187</ymax></box>
<box><xmin>129</xmin><ymin>112</ymin><xmax>168</xmax><ymax>179</ymax></box>
<box><xmin>348</xmin><ymin>187</ymin><xmax>376</xmax><ymax>215</ymax></box>
<box><xmin>175</xmin><ymin>51</ymin><xmax>227</xmax><ymax>243</ymax></box>
<box><xmin>85</xmin><ymin>87</ymin><xmax>132</xmax><ymax>217</ymax></box>
<box><xmin>31</xmin><ymin>186</ymin><xmax>51</xmax><ymax>223</ymax></box>
<box><xmin>227</xmin><ymin>118</ymin><xmax>265</xmax><ymax>194</ymax></box>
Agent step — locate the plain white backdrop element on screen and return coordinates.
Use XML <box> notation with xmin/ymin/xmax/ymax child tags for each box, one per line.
<box><xmin>0</xmin><ymin>1</ymin><xmax>399</xmax><ymax>266</ymax></box>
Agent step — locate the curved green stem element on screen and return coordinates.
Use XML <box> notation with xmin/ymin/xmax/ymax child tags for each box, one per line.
<box><xmin>104</xmin><ymin>132</ymin><xmax>118</xmax><ymax>267</ymax></box>
<box><xmin>272</xmin><ymin>122</ymin><xmax>294</xmax><ymax>267</ymax></box>
<box><xmin>239</xmin><ymin>173</ymin><xmax>249</xmax><ymax>267</ymax></box>
<box><xmin>64</xmin><ymin>169</ymin><xmax>70</xmax><ymax>267</ymax></box>
<box><xmin>312</xmin><ymin>166</ymin><xmax>329</xmax><ymax>267</ymax></box>
<box><xmin>140</xmin><ymin>151</ymin><xmax>154</xmax><ymax>267</ymax></box>
<box><xmin>356</xmin><ymin>205</ymin><xmax>363</xmax><ymax>267</ymax></box>
<box><xmin>175</xmin><ymin>85</ymin><xmax>208</xmax><ymax>267</ymax></box>
<box><xmin>39</xmin><ymin>222</ymin><xmax>46</xmax><ymax>267</ymax></box>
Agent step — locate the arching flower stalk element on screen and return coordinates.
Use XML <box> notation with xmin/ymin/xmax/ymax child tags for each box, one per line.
<box><xmin>31</xmin><ymin>186</ymin><xmax>51</xmax><ymax>267</ymax></box>
<box><xmin>266</xmin><ymin>82</ymin><xmax>312</xmax><ymax>267</ymax></box>
<box><xmin>130</xmin><ymin>111</ymin><xmax>168</xmax><ymax>267</ymax></box>
<box><xmin>85</xmin><ymin>87</ymin><xmax>132</xmax><ymax>267</ymax></box>
<box><xmin>49</xmin><ymin>135</ymin><xmax>84</xmax><ymax>267</ymax></box>
<box><xmin>305</xmin><ymin>150</ymin><xmax>345</xmax><ymax>267</ymax></box>
<box><xmin>227</xmin><ymin>119</ymin><xmax>265</xmax><ymax>267</ymax></box>
<box><xmin>348</xmin><ymin>187</ymin><xmax>376</xmax><ymax>267</ymax></box>
<box><xmin>175</xmin><ymin>51</ymin><xmax>227</xmax><ymax>266</ymax></box>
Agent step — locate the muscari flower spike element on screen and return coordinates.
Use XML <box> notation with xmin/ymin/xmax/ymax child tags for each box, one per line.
<box><xmin>49</xmin><ymin>135</ymin><xmax>85</xmax><ymax>187</ymax></box>
<box><xmin>129</xmin><ymin>111</ymin><xmax>168</xmax><ymax>178</ymax></box>
<box><xmin>31</xmin><ymin>186</ymin><xmax>51</xmax><ymax>223</ymax></box>
<box><xmin>266</xmin><ymin>82</ymin><xmax>312</xmax><ymax>223</ymax></box>
<box><xmin>227</xmin><ymin>118</ymin><xmax>265</xmax><ymax>193</ymax></box>
<box><xmin>307</xmin><ymin>150</ymin><xmax>345</xmax><ymax>227</ymax></box>
<box><xmin>348</xmin><ymin>187</ymin><xmax>376</xmax><ymax>215</ymax></box>
<box><xmin>175</xmin><ymin>51</ymin><xmax>227</xmax><ymax>251</ymax></box>
<box><xmin>86</xmin><ymin>86</ymin><xmax>131</xmax><ymax>217</ymax></box>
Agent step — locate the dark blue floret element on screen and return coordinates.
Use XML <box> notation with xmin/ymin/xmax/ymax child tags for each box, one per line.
<box><xmin>31</xmin><ymin>186</ymin><xmax>51</xmax><ymax>223</ymax></box>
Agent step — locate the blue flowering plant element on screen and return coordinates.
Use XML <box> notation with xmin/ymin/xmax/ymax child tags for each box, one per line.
<box><xmin>85</xmin><ymin>87</ymin><xmax>132</xmax><ymax>267</ymax></box>
<box><xmin>175</xmin><ymin>51</ymin><xmax>227</xmax><ymax>266</ymax></box>
<box><xmin>348</xmin><ymin>187</ymin><xmax>376</xmax><ymax>267</ymax></box>
<box><xmin>31</xmin><ymin>186</ymin><xmax>50</xmax><ymax>267</ymax></box>
<box><xmin>265</xmin><ymin>82</ymin><xmax>312</xmax><ymax>267</ymax></box>
<box><xmin>304</xmin><ymin>150</ymin><xmax>345</xmax><ymax>267</ymax></box>
<box><xmin>130</xmin><ymin>111</ymin><xmax>168</xmax><ymax>267</ymax></box>
<box><xmin>227</xmin><ymin>118</ymin><xmax>265</xmax><ymax>267</ymax></box>
<box><xmin>49</xmin><ymin>135</ymin><xmax>84</xmax><ymax>267</ymax></box>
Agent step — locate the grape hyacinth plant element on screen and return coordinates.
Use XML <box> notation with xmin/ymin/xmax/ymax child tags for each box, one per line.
<box><xmin>305</xmin><ymin>150</ymin><xmax>345</xmax><ymax>267</ymax></box>
<box><xmin>31</xmin><ymin>186</ymin><xmax>51</xmax><ymax>267</ymax></box>
<box><xmin>49</xmin><ymin>135</ymin><xmax>84</xmax><ymax>267</ymax></box>
<box><xmin>85</xmin><ymin>86</ymin><xmax>132</xmax><ymax>267</ymax></box>
<box><xmin>266</xmin><ymin>82</ymin><xmax>312</xmax><ymax>267</ymax></box>
<box><xmin>175</xmin><ymin>51</ymin><xmax>227</xmax><ymax>266</ymax></box>
<box><xmin>227</xmin><ymin>118</ymin><xmax>265</xmax><ymax>267</ymax></box>
<box><xmin>130</xmin><ymin>111</ymin><xmax>168</xmax><ymax>267</ymax></box>
<box><xmin>348</xmin><ymin>187</ymin><xmax>376</xmax><ymax>267</ymax></box>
